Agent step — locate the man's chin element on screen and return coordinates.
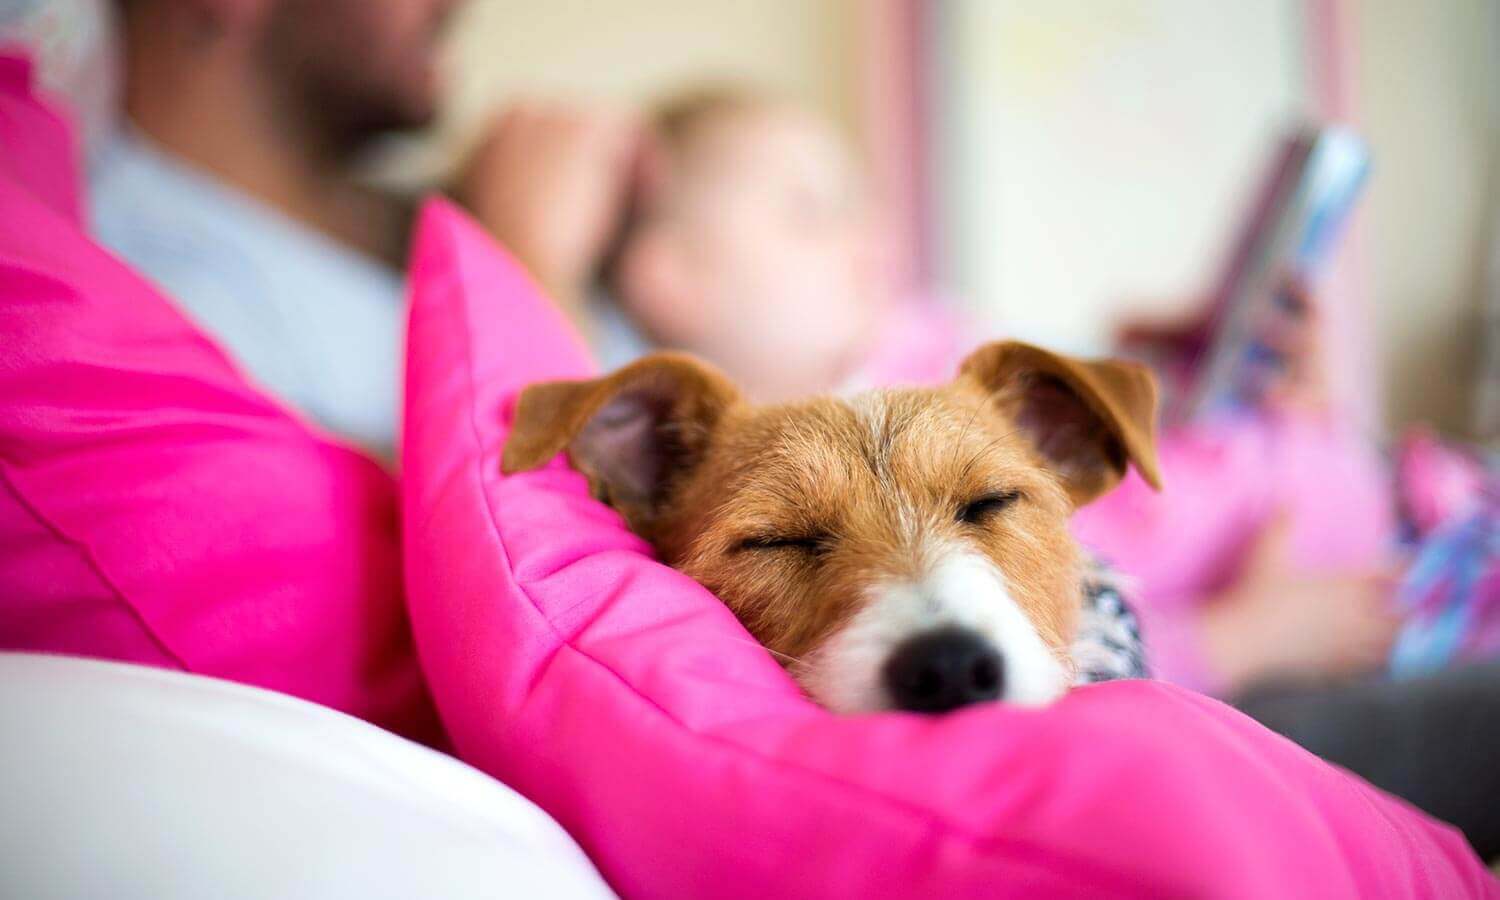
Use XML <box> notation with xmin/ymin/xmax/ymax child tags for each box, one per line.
<box><xmin>342</xmin><ymin>93</ymin><xmax>440</xmax><ymax>145</ymax></box>
<box><xmin>389</xmin><ymin>102</ymin><xmax>440</xmax><ymax>134</ymax></box>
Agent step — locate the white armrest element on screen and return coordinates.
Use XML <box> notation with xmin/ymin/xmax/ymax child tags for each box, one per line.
<box><xmin>0</xmin><ymin>653</ymin><xmax>614</xmax><ymax>899</ymax></box>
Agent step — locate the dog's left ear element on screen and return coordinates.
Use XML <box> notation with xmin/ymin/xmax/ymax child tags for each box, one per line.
<box><xmin>501</xmin><ymin>353</ymin><xmax>740</xmax><ymax>534</ymax></box>
<box><xmin>959</xmin><ymin>340</ymin><xmax>1161</xmax><ymax>506</ymax></box>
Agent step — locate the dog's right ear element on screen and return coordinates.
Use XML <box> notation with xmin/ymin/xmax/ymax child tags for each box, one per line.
<box><xmin>958</xmin><ymin>340</ymin><xmax>1161</xmax><ymax>507</ymax></box>
<box><xmin>502</xmin><ymin>353</ymin><xmax>740</xmax><ymax>531</ymax></box>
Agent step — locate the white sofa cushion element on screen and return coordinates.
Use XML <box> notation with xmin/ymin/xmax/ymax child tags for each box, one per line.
<box><xmin>0</xmin><ymin>653</ymin><xmax>613</xmax><ymax>899</ymax></box>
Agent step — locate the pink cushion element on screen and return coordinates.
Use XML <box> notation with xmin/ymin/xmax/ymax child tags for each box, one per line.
<box><xmin>0</xmin><ymin>58</ymin><xmax>438</xmax><ymax>743</ymax></box>
<box><xmin>402</xmin><ymin>198</ymin><xmax>1497</xmax><ymax>897</ymax></box>
<box><xmin>0</xmin><ymin>54</ymin><xmax>81</xmax><ymax>223</ymax></box>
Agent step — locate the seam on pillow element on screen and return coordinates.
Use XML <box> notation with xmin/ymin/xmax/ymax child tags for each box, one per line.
<box><xmin>443</xmin><ymin>273</ymin><xmax>1153</xmax><ymax>892</ymax></box>
<box><xmin>0</xmin><ymin>460</ymin><xmax>190</xmax><ymax>670</ymax></box>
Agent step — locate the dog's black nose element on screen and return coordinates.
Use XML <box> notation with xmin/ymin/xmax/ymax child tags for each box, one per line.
<box><xmin>883</xmin><ymin>627</ymin><xmax>1004</xmax><ymax>713</ymax></box>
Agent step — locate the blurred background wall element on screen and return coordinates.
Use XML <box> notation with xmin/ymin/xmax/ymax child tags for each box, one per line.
<box><xmin>419</xmin><ymin>0</ymin><xmax>1497</xmax><ymax>439</ymax></box>
<box><xmin>930</xmin><ymin>0</ymin><xmax>1304</xmax><ymax>354</ymax></box>
<box><xmin>1356</xmin><ymin>0</ymin><xmax>1497</xmax><ymax>439</ymax></box>
<box><xmin>418</xmin><ymin>0</ymin><xmax>861</xmax><ymax>172</ymax></box>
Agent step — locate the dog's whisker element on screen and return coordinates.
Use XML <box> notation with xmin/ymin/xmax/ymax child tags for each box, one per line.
<box><xmin>956</xmin><ymin>428</ymin><xmax>1021</xmax><ymax>487</ymax></box>
<box><xmin>726</xmin><ymin>637</ymin><xmax>808</xmax><ymax>667</ymax></box>
<box><xmin>949</xmin><ymin>403</ymin><xmax>984</xmax><ymax>476</ymax></box>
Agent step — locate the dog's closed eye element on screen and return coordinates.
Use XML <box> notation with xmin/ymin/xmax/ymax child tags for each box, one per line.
<box><xmin>958</xmin><ymin>491</ymin><xmax>1023</xmax><ymax>524</ymax></box>
<box><xmin>736</xmin><ymin>533</ymin><xmax>832</xmax><ymax>555</ymax></box>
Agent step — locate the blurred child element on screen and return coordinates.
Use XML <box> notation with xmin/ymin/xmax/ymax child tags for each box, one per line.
<box><xmin>598</xmin><ymin>89</ymin><xmax>895</xmax><ymax>400</ymax></box>
<box><xmin>577</xmin><ymin>85</ymin><xmax>1406</xmax><ymax>698</ymax></box>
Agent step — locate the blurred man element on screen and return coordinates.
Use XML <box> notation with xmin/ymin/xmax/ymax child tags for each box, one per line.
<box><xmin>93</xmin><ymin>0</ymin><xmax>635</xmax><ymax>457</ymax></box>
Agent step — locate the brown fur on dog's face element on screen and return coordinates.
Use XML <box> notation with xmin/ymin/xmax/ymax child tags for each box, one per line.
<box><xmin>504</xmin><ymin>341</ymin><xmax>1159</xmax><ymax>712</ymax></box>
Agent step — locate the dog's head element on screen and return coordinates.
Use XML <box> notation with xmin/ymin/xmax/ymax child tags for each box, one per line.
<box><xmin>503</xmin><ymin>341</ymin><xmax>1160</xmax><ymax>713</ymax></box>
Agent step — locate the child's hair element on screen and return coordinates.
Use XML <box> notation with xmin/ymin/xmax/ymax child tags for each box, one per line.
<box><xmin>649</xmin><ymin>83</ymin><xmax>775</xmax><ymax>153</ymax></box>
<box><xmin>597</xmin><ymin>83</ymin><xmax>779</xmax><ymax>294</ymax></box>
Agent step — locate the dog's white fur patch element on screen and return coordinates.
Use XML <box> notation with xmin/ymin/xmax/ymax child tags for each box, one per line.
<box><xmin>793</xmin><ymin>545</ymin><xmax>1070</xmax><ymax>713</ymax></box>
<box><xmin>846</xmin><ymin>391</ymin><xmax>891</xmax><ymax>440</ymax></box>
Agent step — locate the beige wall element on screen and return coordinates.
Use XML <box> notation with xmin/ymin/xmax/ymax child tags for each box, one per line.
<box><xmin>1357</xmin><ymin>0</ymin><xmax>1498</xmax><ymax>436</ymax></box>
<box><xmin>419</xmin><ymin>0</ymin><xmax>859</xmax><ymax>172</ymax></box>
<box><xmin>936</xmin><ymin>0</ymin><xmax>1497</xmax><ymax>437</ymax></box>
<box><xmin>935</xmin><ymin>0</ymin><xmax>1305</xmax><ymax>357</ymax></box>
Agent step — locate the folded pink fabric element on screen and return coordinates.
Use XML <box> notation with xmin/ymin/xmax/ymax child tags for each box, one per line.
<box><xmin>0</xmin><ymin>54</ymin><xmax>81</xmax><ymax>222</ymax></box>
<box><xmin>0</xmin><ymin>54</ymin><xmax>438</xmax><ymax>743</ymax></box>
<box><xmin>402</xmin><ymin>197</ymin><xmax>1496</xmax><ymax>898</ymax></box>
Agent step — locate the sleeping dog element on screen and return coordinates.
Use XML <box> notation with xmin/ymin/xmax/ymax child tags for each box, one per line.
<box><xmin>503</xmin><ymin>341</ymin><xmax>1159</xmax><ymax>713</ymax></box>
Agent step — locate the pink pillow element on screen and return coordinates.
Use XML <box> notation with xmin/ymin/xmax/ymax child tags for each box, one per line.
<box><xmin>0</xmin><ymin>58</ymin><xmax>438</xmax><ymax>743</ymax></box>
<box><xmin>0</xmin><ymin>54</ymin><xmax>80</xmax><ymax>223</ymax></box>
<box><xmin>402</xmin><ymin>198</ymin><xmax>1497</xmax><ymax>897</ymax></box>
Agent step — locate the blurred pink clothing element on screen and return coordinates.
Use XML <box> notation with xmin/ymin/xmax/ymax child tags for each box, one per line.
<box><xmin>1071</xmin><ymin>412</ymin><xmax>1393</xmax><ymax>693</ymax></box>
<box><xmin>859</xmin><ymin>301</ymin><xmax>1395</xmax><ymax>695</ymax></box>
